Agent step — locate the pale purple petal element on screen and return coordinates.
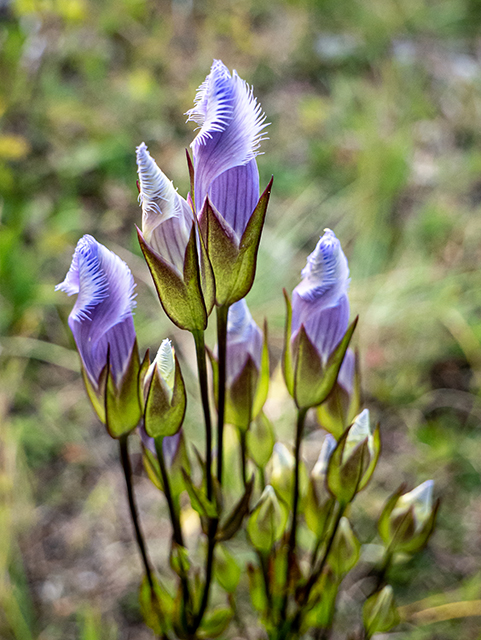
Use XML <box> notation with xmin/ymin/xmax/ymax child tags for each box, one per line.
<box><xmin>208</xmin><ymin>159</ymin><xmax>260</xmax><ymax>237</ymax></box>
<box><xmin>226</xmin><ymin>298</ymin><xmax>263</xmax><ymax>384</ymax></box>
<box><xmin>187</xmin><ymin>60</ymin><xmax>267</xmax><ymax>219</ymax></box>
<box><xmin>337</xmin><ymin>348</ymin><xmax>355</xmax><ymax>396</ymax></box>
<box><xmin>56</xmin><ymin>235</ymin><xmax>136</xmax><ymax>386</ymax></box>
<box><xmin>136</xmin><ymin>142</ymin><xmax>194</xmax><ymax>274</ymax></box>
<box><xmin>291</xmin><ymin>229</ymin><xmax>350</xmax><ymax>364</ymax></box>
<box><xmin>139</xmin><ymin>424</ymin><xmax>182</xmax><ymax>469</ymax></box>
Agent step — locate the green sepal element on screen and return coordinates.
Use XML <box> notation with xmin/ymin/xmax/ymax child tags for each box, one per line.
<box><xmin>293</xmin><ymin>318</ymin><xmax>358</xmax><ymax>410</ymax></box>
<box><xmin>282</xmin><ymin>289</ymin><xmax>294</xmax><ymax>396</ymax></box>
<box><xmin>185</xmin><ymin>148</ymin><xmax>195</xmax><ymax>212</ymax></box>
<box><xmin>214</xmin><ymin>544</ymin><xmax>241</xmax><ymax>592</ymax></box>
<box><xmin>81</xmin><ymin>363</ymin><xmax>107</xmax><ymax>424</ymax></box>
<box><xmin>247</xmin><ymin>412</ymin><xmax>275</xmax><ymax>468</ymax></box>
<box><xmin>105</xmin><ymin>340</ymin><xmax>142</xmax><ymax>438</ymax></box>
<box><xmin>252</xmin><ymin>319</ymin><xmax>270</xmax><ymax>419</ymax></box>
<box><xmin>226</xmin><ymin>355</ymin><xmax>259</xmax><ymax>430</ymax></box>
<box><xmin>326</xmin><ymin>428</ymin><xmax>369</xmax><ymax>505</ymax></box>
<box><xmin>181</xmin><ymin>470</ymin><xmax>218</xmax><ymax>519</ymax></box>
<box><xmin>303</xmin><ymin>567</ymin><xmax>339</xmax><ymax>631</ymax></box>
<box><xmin>317</xmin><ymin>350</ymin><xmax>361</xmax><ymax>439</ymax></box>
<box><xmin>247</xmin><ymin>563</ymin><xmax>268</xmax><ymax>613</ymax></box>
<box><xmin>139</xmin><ymin>349</ymin><xmax>150</xmax><ymax>412</ymax></box>
<box><xmin>217</xmin><ymin>476</ymin><xmax>254</xmax><ymax>541</ymax></box>
<box><xmin>139</xmin><ymin>574</ymin><xmax>172</xmax><ymax>636</ymax></box>
<box><xmin>328</xmin><ymin>517</ymin><xmax>360</xmax><ymax>577</ymax></box>
<box><xmin>199</xmin><ymin>178</ymin><xmax>273</xmax><ymax>306</ymax></box>
<box><xmin>363</xmin><ymin>586</ymin><xmax>400</xmax><ymax>639</ymax></box>
<box><xmin>305</xmin><ymin>481</ymin><xmax>335</xmax><ymax>539</ymax></box>
<box><xmin>247</xmin><ymin>485</ymin><xmax>288</xmax><ymax>553</ymax></box>
<box><xmin>144</xmin><ymin>354</ymin><xmax>186</xmax><ymax>438</ymax></box>
<box><xmin>378</xmin><ymin>484</ymin><xmax>407</xmax><ymax>546</ymax></box>
<box><xmin>357</xmin><ymin>422</ymin><xmax>381</xmax><ymax>491</ymax></box>
<box><xmin>170</xmin><ymin>542</ymin><xmax>191</xmax><ymax>578</ymax></box>
<box><xmin>198</xmin><ymin>607</ymin><xmax>233</xmax><ymax>639</ymax></box>
<box><xmin>137</xmin><ymin>225</ymin><xmax>208</xmax><ymax>331</ymax></box>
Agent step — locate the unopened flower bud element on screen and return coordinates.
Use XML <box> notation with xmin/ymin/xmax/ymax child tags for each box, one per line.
<box><xmin>327</xmin><ymin>409</ymin><xmax>380</xmax><ymax>505</ymax></box>
<box><xmin>144</xmin><ymin>340</ymin><xmax>186</xmax><ymax>439</ymax></box>
<box><xmin>305</xmin><ymin>435</ymin><xmax>336</xmax><ymax>537</ymax></box>
<box><xmin>363</xmin><ymin>586</ymin><xmax>400</xmax><ymax>639</ymax></box>
<box><xmin>379</xmin><ymin>480</ymin><xmax>438</xmax><ymax>554</ymax></box>
<box><xmin>247</xmin><ymin>485</ymin><xmax>288</xmax><ymax>553</ymax></box>
<box><xmin>268</xmin><ymin>443</ymin><xmax>295</xmax><ymax>504</ymax></box>
<box><xmin>329</xmin><ymin>517</ymin><xmax>360</xmax><ymax>577</ymax></box>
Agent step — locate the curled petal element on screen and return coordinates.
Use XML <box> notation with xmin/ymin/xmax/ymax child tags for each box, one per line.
<box><xmin>136</xmin><ymin>142</ymin><xmax>193</xmax><ymax>273</ymax></box>
<box><xmin>187</xmin><ymin>60</ymin><xmax>267</xmax><ymax>217</ymax></box>
<box><xmin>226</xmin><ymin>298</ymin><xmax>263</xmax><ymax>384</ymax></box>
<box><xmin>292</xmin><ymin>229</ymin><xmax>350</xmax><ymax>363</ymax></box>
<box><xmin>56</xmin><ymin>235</ymin><xmax>136</xmax><ymax>387</ymax></box>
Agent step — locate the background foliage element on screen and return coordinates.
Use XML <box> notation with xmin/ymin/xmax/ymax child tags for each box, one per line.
<box><xmin>2</xmin><ymin>0</ymin><xmax>481</xmax><ymax>637</ymax></box>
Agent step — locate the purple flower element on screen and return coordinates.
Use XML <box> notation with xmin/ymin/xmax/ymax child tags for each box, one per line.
<box><xmin>292</xmin><ymin>229</ymin><xmax>351</xmax><ymax>366</ymax></box>
<box><xmin>136</xmin><ymin>142</ymin><xmax>194</xmax><ymax>274</ymax></box>
<box><xmin>226</xmin><ymin>298</ymin><xmax>263</xmax><ymax>385</ymax></box>
<box><xmin>56</xmin><ymin>234</ymin><xmax>137</xmax><ymax>389</ymax></box>
<box><xmin>186</xmin><ymin>60</ymin><xmax>267</xmax><ymax>238</ymax></box>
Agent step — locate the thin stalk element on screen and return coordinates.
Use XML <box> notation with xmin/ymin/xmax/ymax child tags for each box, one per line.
<box><xmin>154</xmin><ymin>437</ymin><xmax>192</xmax><ymax>625</ymax></box>
<box><xmin>192</xmin><ymin>519</ymin><xmax>217</xmax><ymax>629</ymax></box>
<box><xmin>280</xmin><ymin>407</ymin><xmax>308</xmax><ymax>621</ymax></box>
<box><xmin>119</xmin><ymin>435</ymin><xmax>155</xmax><ymax>591</ymax></box>
<box><xmin>153</xmin><ymin>438</ymin><xmax>185</xmax><ymax>548</ymax></box>
<box><xmin>192</xmin><ymin>330</ymin><xmax>213</xmax><ymax>500</ymax></box>
<box><xmin>239</xmin><ymin>429</ymin><xmax>248</xmax><ymax>488</ymax></box>
<box><xmin>216</xmin><ymin>304</ymin><xmax>229</xmax><ymax>484</ymax></box>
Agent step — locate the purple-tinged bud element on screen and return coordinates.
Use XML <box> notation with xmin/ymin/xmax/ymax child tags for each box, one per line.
<box><xmin>226</xmin><ymin>299</ymin><xmax>263</xmax><ymax>384</ymax></box>
<box><xmin>221</xmin><ymin>299</ymin><xmax>268</xmax><ymax>430</ymax></box>
<box><xmin>187</xmin><ymin>60</ymin><xmax>267</xmax><ymax>237</ymax></box>
<box><xmin>291</xmin><ymin>229</ymin><xmax>350</xmax><ymax>363</ymax></box>
<box><xmin>187</xmin><ymin>60</ymin><xmax>272</xmax><ymax>306</ymax></box>
<box><xmin>283</xmin><ymin>229</ymin><xmax>357</xmax><ymax>409</ymax></box>
<box><xmin>56</xmin><ymin>234</ymin><xmax>137</xmax><ymax>389</ymax></box>
<box><xmin>136</xmin><ymin>143</ymin><xmax>194</xmax><ymax>275</ymax></box>
<box><xmin>56</xmin><ymin>235</ymin><xmax>141</xmax><ymax>436</ymax></box>
<box><xmin>140</xmin><ymin>425</ymin><xmax>189</xmax><ymax>500</ymax></box>
<box><xmin>311</xmin><ymin>434</ymin><xmax>337</xmax><ymax>486</ymax></box>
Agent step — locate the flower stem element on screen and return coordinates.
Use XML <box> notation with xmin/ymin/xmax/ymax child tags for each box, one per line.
<box><xmin>118</xmin><ymin>434</ymin><xmax>155</xmax><ymax>591</ymax></box>
<box><xmin>216</xmin><ymin>304</ymin><xmax>229</xmax><ymax>485</ymax></box>
<box><xmin>192</xmin><ymin>329</ymin><xmax>213</xmax><ymax>501</ymax></box>
<box><xmin>239</xmin><ymin>429</ymin><xmax>248</xmax><ymax>488</ymax></box>
<box><xmin>281</xmin><ymin>407</ymin><xmax>308</xmax><ymax>620</ymax></box>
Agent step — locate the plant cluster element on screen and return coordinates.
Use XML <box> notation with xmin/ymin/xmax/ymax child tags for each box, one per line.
<box><xmin>56</xmin><ymin>60</ymin><xmax>438</xmax><ymax>640</ymax></box>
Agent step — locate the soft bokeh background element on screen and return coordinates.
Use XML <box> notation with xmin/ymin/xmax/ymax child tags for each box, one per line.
<box><xmin>3</xmin><ymin>0</ymin><xmax>481</xmax><ymax>637</ymax></box>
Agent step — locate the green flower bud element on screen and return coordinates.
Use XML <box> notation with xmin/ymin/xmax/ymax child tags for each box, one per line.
<box><xmin>363</xmin><ymin>586</ymin><xmax>400</xmax><ymax>639</ymax></box>
<box><xmin>268</xmin><ymin>443</ymin><xmax>295</xmax><ymax>504</ymax></box>
<box><xmin>328</xmin><ymin>517</ymin><xmax>360</xmax><ymax>577</ymax></box>
<box><xmin>327</xmin><ymin>409</ymin><xmax>381</xmax><ymax>505</ymax></box>
<box><xmin>305</xmin><ymin>435</ymin><xmax>336</xmax><ymax>538</ymax></box>
<box><xmin>379</xmin><ymin>481</ymin><xmax>438</xmax><ymax>555</ymax></box>
<box><xmin>247</xmin><ymin>485</ymin><xmax>288</xmax><ymax>553</ymax></box>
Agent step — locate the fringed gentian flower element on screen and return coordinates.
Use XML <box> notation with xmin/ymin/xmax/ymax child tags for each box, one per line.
<box><xmin>187</xmin><ymin>59</ymin><xmax>267</xmax><ymax>237</ymax></box>
<box><xmin>136</xmin><ymin>143</ymin><xmax>194</xmax><ymax>275</ymax></box>
<box><xmin>284</xmin><ymin>229</ymin><xmax>357</xmax><ymax>409</ymax></box>
<box><xmin>135</xmin><ymin>143</ymin><xmax>214</xmax><ymax>332</ymax></box>
<box><xmin>187</xmin><ymin>60</ymin><xmax>272</xmax><ymax>306</ymax></box>
<box><xmin>56</xmin><ymin>235</ymin><xmax>141</xmax><ymax>436</ymax></box>
<box><xmin>223</xmin><ymin>298</ymin><xmax>267</xmax><ymax>430</ymax></box>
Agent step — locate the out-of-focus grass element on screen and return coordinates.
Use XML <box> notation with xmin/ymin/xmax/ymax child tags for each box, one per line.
<box><xmin>3</xmin><ymin>0</ymin><xmax>481</xmax><ymax>637</ymax></box>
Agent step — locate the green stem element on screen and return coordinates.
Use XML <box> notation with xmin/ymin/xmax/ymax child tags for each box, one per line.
<box><xmin>119</xmin><ymin>435</ymin><xmax>155</xmax><ymax>591</ymax></box>
<box><xmin>192</xmin><ymin>330</ymin><xmax>213</xmax><ymax>501</ymax></box>
<box><xmin>216</xmin><ymin>305</ymin><xmax>229</xmax><ymax>484</ymax></box>
<box><xmin>154</xmin><ymin>438</ymin><xmax>185</xmax><ymax>548</ymax></box>
<box><xmin>280</xmin><ymin>407</ymin><xmax>308</xmax><ymax>621</ymax></box>
<box><xmin>192</xmin><ymin>519</ymin><xmax>217</xmax><ymax>630</ymax></box>
<box><xmin>239</xmin><ymin>429</ymin><xmax>248</xmax><ymax>488</ymax></box>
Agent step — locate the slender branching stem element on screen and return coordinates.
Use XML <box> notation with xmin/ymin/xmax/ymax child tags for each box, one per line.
<box><xmin>216</xmin><ymin>304</ymin><xmax>229</xmax><ymax>484</ymax></box>
<box><xmin>153</xmin><ymin>438</ymin><xmax>185</xmax><ymax>548</ymax></box>
<box><xmin>192</xmin><ymin>518</ymin><xmax>217</xmax><ymax>629</ymax></box>
<box><xmin>280</xmin><ymin>406</ymin><xmax>308</xmax><ymax>622</ymax></box>
<box><xmin>119</xmin><ymin>434</ymin><xmax>155</xmax><ymax>591</ymax></box>
<box><xmin>192</xmin><ymin>329</ymin><xmax>213</xmax><ymax>501</ymax></box>
<box><xmin>239</xmin><ymin>429</ymin><xmax>248</xmax><ymax>488</ymax></box>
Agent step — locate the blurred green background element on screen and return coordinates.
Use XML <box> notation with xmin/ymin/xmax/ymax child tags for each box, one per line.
<box><xmin>3</xmin><ymin>0</ymin><xmax>481</xmax><ymax>637</ymax></box>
